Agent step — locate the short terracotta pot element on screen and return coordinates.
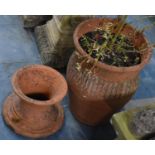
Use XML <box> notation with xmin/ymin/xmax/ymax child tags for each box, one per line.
<box><xmin>3</xmin><ymin>65</ymin><xmax>67</xmax><ymax>138</ymax></box>
<box><xmin>66</xmin><ymin>18</ymin><xmax>152</xmax><ymax>126</ymax></box>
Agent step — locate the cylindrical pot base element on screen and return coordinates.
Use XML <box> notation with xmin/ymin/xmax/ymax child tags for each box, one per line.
<box><xmin>3</xmin><ymin>93</ymin><xmax>64</xmax><ymax>139</ymax></box>
<box><xmin>69</xmin><ymin>91</ymin><xmax>113</xmax><ymax>126</ymax></box>
<box><xmin>70</xmin><ymin>104</ymin><xmax>103</xmax><ymax>126</ymax></box>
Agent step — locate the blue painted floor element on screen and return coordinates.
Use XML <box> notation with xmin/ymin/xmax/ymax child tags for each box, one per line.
<box><xmin>0</xmin><ymin>15</ymin><xmax>154</xmax><ymax>140</ymax></box>
<box><xmin>127</xmin><ymin>16</ymin><xmax>155</xmax><ymax>99</ymax></box>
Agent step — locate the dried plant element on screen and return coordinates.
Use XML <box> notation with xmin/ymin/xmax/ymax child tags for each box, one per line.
<box><xmin>75</xmin><ymin>15</ymin><xmax>154</xmax><ymax>73</ymax></box>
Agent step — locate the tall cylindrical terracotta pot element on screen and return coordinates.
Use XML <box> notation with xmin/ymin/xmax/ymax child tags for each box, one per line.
<box><xmin>66</xmin><ymin>18</ymin><xmax>152</xmax><ymax>126</ymax></box>
<box><xmin>3</xmin><ymin>65</ymin><xmax>67</xmax><ymax>138</ymax></box>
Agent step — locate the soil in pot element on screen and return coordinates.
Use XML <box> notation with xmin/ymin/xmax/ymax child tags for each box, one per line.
<box><xmin>79</xmin><ymin>29</ymin><xmax>141</xmax><ymax>67</ymax></box>
<box><xmin>130</xmin><ymin>109</ymin><xmax>155</xmax><ymax>139</ymax></box>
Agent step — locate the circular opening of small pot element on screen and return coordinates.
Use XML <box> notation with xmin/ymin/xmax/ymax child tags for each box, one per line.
<box><xmin>26</xmin><ymin>92</ymin><xmax>50</xmax><ymax>101</ymax></box>
<box><xmin>12</xmin><ymin>65</ymin><xmax>68</xmax><ymax>105</ymax></box>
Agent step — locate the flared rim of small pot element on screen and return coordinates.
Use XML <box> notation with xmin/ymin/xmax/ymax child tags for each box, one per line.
<box><xmin>73</xmin><ymin>18</ymin><xmax>152</xmax><ymax>73</ymax></box>
<box><xmin>11</xmin><ymin>64</ymin><xmax>68</xmax><ymax>106</ymax></box>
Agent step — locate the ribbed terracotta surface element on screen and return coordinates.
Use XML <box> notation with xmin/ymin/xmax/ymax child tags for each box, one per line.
<box><xmin>66</xmin><ymin>18</ymin><xmax>152</xmax><ymax>126</ymax></box>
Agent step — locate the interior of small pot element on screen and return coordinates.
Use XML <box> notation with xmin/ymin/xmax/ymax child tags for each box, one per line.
<box><xmin>13</xmin><ymin>65</ymin><xmax>67</xmax><ymax>103</ymax></box>
<box><xmin>74</xmin><ymin>18</ymin><xmax>150</xmax><ymax>65</ymax></box>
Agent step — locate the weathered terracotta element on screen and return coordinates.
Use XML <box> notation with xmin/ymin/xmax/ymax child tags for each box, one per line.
<box><xmin>3</xmin><ymin>65</ymin><xmax>67</xmax><ymax>138</ymax></box>
<box><xmin>66</xmin><ymin>18</ymin><xmax>152</xmax><ymax>126</ymax></box>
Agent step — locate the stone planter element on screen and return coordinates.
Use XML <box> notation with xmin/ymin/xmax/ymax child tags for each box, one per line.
<box><xmin>22</xmin><ymin>15</ymin><xmax>52</xmax><ymax>28</ymax></box>
<box><xmin>35</xmin><ymin>15</ymin><xmax>94</xmax><ymax>68</ymax></box>
<box><xmin>112</xmin><ymin>103</ymin><xmax>155</xmax><ymax>140</ymax></box>
<box><xmin>3</xmin><ymin>65</ymin><xmax>67</xmax><ymax>138</ymax></box>
<box><xmin>66</xmin><ymin>18</ymin><xmax>152</xmax><ymax>126</ymax></box>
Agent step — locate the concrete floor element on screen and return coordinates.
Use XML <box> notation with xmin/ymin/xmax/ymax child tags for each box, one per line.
<box><xmin>0</xmin><ymin>15</ymin><xmax>155</xmax><ymax>140</ymax></box>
